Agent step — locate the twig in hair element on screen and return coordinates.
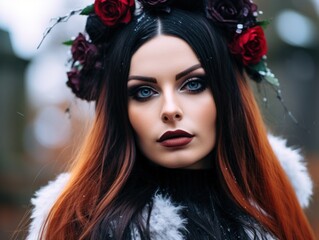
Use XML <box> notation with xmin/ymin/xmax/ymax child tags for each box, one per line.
<box><xmin>37</xmin><ymin>9</ymin><xmax>83</xmax><ymax>49</ymax></box>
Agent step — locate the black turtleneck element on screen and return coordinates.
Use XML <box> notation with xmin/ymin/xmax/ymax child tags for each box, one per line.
<box><xmin>145</xmin><ymin>165</ymin><xmax>217</xmax><ymax>203</ymax></box>
<box><xmin>126</xmin><ymin>162</ymin><xmax>266</xmax><ymax>240</ymax></box>
<box><xmin>111</xmin><ymin>160</ymin><xmax>269</xmax><ymax>240</ymax></box>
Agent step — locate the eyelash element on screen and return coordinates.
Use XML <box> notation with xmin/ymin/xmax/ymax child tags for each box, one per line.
<box><xmin>180</xmin><ymin>77</ymin><xmax>207</xmax><ymax>94</ymax></box>
<box><xmin>128</xmin><ymin>86</ymin><xmax>158</xmax><ymax>102</ymax></box>
<box><xmin>128</xmin><ymin>76</ymin><xmax>207</xmax><ymax>101</ymax></box>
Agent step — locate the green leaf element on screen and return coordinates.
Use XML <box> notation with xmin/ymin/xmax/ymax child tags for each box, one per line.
<box><xmin>251</xmin><ymin>60</ymin><xmax>267</xmax><ymax>73</ymax></box>
<box><xmin>257</xmin><ymin>20</ymin><xmax>271</xmax><ymax>29</ymax></box>
<box><xmin>80</xmin><ymin>4</ymin><xmax>94</xmax><ymax>15</ymax></box>
<box><xmin>250</xmin><ymin>60</ymin><xmax>280</xmax><ymax>87</ymax></box>
<box><xmin>63</xmin><ymin>40</ymin><xmax>74</xmax><ymax>46</ymax></box>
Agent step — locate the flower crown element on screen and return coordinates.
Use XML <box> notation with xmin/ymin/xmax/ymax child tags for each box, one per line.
<box><xmin>52</xmin><ymin>0</ymin><xmax>279</xmax><ymax>101</ymax></box>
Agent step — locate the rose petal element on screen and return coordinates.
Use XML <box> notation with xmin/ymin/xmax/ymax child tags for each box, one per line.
<box><xmin>229</xmin><ymin>26</ymin><xmax>267</xmax><ymax>65</ymax></box>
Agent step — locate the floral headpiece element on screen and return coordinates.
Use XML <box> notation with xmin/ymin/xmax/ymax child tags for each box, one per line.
<box><xmin>43</xmin><ymin>0</ymin><xmax>279</xmax><ymax>101</ymax></box>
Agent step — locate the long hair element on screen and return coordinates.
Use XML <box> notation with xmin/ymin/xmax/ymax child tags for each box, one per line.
<box><xmin>42</xmin><ymin>9</ymin><xmax>315</xmax><ymax>239</ymax></box>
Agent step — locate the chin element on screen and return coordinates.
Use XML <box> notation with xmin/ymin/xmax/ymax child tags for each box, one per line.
<box><xmin>151</xmin><ymin>158</ymin><xmax>207</xmax><ymax>170</ymax></box>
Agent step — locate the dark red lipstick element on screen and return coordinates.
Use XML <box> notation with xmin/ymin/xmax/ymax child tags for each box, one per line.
<box><xmin>157</xmin><ymin>130</ymin><xmax>194</xmax><ymax>148</ymax></box>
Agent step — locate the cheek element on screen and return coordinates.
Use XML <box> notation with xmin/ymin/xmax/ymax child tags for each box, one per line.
<box><xmin>188</xmin><ymin>93</ymin><xmax>217</xmax><ymax>129</ymax></box>
<box><xmin>201</xmin><ymin>101</ymin><xmax>217</xmax><ymax>142</ymax></box>
<box><xmin>196</xmin><ymin>95</ymin><xmax>217</xmax><ymax>155</ymax></box>
<box><xmin>203</xmin><ymin>99</ymin><xmax>217</xmax><ymax>128</ymax></box>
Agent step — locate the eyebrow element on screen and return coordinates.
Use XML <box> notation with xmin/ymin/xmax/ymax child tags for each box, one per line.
<box><xmin>175</xmin><ymin>63</ymin><xmax>202</xmax><ymax>80</ymax></box>
<box><xmin>127</xmin><ymin>75</ymin><xmax>157</xmax><ymax>83</ymax></box>
<box><xmin>128</xmin><ymin>63</ymin><xmax>202</xmax><ymax>82</ymax></box>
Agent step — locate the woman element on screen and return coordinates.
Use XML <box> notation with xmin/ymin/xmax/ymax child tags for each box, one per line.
<box><xmin>27</xmin><ymin>0</ymin><xmax>315</xmax><ymax>239</ymax></box>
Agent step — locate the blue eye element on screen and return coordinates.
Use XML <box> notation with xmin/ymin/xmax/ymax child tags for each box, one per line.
<box><xmin>137</xmin><ymin>87</ymin><xmax>154</xmax><ymax>98</ymax></box>
<box><xmin>181</xmin><ymin>77</ymin><xmax>207</xmax><ymax>93</ymax></box>
<box><xmin>128</xmin><ymin>86</ymin><xmax>157</xmax><ymax>101</ymax></box>
<box><xmin>186</xmin><ymin>81</ymin><xmax>202</xmax><ymax>91</ymax></box>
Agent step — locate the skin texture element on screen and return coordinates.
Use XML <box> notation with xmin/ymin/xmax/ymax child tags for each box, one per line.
<box><xmin>128</xmin><ymin>35</ymin><xmax>217</xmax><ymax>169</ymax></box>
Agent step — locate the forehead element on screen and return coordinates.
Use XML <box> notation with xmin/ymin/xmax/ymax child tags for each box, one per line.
<box><xmin>129</xmin><ymin>35</ymin><xmax>200</xmax><ymax>75</ymax></box>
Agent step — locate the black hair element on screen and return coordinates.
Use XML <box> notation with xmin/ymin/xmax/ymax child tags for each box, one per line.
<box><xmin>87</xmin><ymin>8</ymin><xmax>267</xmax><ymax>239</ymax></box>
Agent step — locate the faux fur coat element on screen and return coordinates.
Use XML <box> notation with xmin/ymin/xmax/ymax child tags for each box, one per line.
<box><xmin>27</xmin><ymin>134</ymin><xmax>313</xmax><ymax>240</ymax></box>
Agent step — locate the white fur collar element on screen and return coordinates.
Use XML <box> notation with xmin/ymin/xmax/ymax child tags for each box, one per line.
<box><xmin>132</xmin><ymin>194</ymin><xmax>187</xmax><ymax>240</ymax></box>
<box><xmin>27</xmin><ymin>134</ymin><xmax>313</xmax><ymax>239</ymax></box>
<box><xmin>27</xmin><ymin>173</ymin><xmax>70</xmax><ymax>240</ymax></box>
<box><xmin>267</xmin><ymin>134</ymin><xmax>312</xmax><ymax>208</ymax></box>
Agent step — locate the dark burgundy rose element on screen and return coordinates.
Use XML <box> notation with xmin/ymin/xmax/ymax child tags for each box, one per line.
<box><xmin>82</xmin><ymin>44</ymin><xmax>99</xmax><ymax>69</ymax></box>
<box><xmin>66</xmin><ymin>68</ymin><xmax>81</xmax><ymax>92</ymax></box>
<box><xmin>71</xmin><ymin>33</ymin><xmax>87</xmax><ymax>63</ymax></box>
<box><xmin>71</xmin><ymin>33</ymin><xmax>99</xmax><ymax>69</ymax></box>
<box><xmin>229</xmin><ymin>26</ymin><xmax>267</xmax><ymax>66</ymax></box>
<box><xmin>66</xmin><ymin>67</ymin><xmax>100</xmax><ymax>101</ymax></box>
<box><xmin>94</xmin><ymin>0</ymin><xmax>135</xmax><ymax>27</ymax></box>
<box><xmin>138</xmin><ymin>0</ymin><xmax>171</xmax><ymax>8</ymax></box>
<box><xmin>68</xmin><ymin>33</ymin><xmax>101</xmax><ymax>101</ymax></box>
<box><xmin>206</xmin><ymin>0</ymin><xmax>257</xmax><ymax>29</ymax></box>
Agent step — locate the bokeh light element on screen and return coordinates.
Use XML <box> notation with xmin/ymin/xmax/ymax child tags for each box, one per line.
<box><xmin>275</xmin><ymin>10</ymin><xmax>317</xmax><ymax>47</ymax></box>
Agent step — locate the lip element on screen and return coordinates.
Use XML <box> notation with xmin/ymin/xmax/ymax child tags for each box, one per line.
<box><xmin>157</xmin><ymin>130</ymin><xmax>194</xmax><ymax>148</ymax></box>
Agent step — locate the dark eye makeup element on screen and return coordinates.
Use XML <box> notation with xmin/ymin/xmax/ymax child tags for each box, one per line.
<box><xmin>128</xmin><ymin>85</ymin><xmax>158</xmax><ymax>101</ymax></box>
<box><xmin>180</xmin><ymin>76</ymin><xmax>207</xmax><ymax>94</ymax></box>
<box><xmin>128</xmin><ymin>75</ymin><xmax>207</xmax><ymax>102</ymax></box>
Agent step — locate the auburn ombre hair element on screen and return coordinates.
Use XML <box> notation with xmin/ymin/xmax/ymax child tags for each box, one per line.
<box><xmin>41</xmin><ymin>9</ymin><xmax>314</xmax><ymax>239</ymax></box>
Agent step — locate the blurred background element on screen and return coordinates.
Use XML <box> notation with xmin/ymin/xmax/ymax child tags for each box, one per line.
<box><xmin>0</xmin><ymin>0</ymin><xmax>318</xmax><ymax>239</ymax></box>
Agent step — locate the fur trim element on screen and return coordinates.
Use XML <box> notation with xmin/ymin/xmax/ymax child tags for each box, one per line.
<box><xmin>27</xmin><ymin>173</ymin><xmax>70</xmax><ymax>240</ymax></box>
<box><xmin>147</xmin><ymin>194</ymin><xmax>186</xmax><ymax>240</ymax></box>
<box><xmin>268</xmin><ymin>134</ymin><xmax>313</xmax><ymax>208</ymax></box>
<box><xmin>131</xmin><ymin>194</ymin><xmax>186</xmax><ymax>240</ymax></box>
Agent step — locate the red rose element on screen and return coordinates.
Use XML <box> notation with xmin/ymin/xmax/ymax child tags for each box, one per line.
<box><xmin>229</xmin><ymin>26</ymin><xmax>267</xmax><ymax>65</ymax></box>
<box><xmin>94</xmin><ymin>0</ymin><xmax>135</xmax><ymax>27</ymax></box>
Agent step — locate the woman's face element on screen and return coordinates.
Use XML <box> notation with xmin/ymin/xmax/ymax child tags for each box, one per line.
<box><xmin>128</xmin><ymin>35</ymin><xmax>217</xmax><ymax>169</ymax></box>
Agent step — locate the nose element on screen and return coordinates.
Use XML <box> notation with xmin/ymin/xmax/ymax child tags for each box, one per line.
<box><xmin>160</xmin><ymin>94</ymin><xmax>183</xmax><ymax>123</ymax></box>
